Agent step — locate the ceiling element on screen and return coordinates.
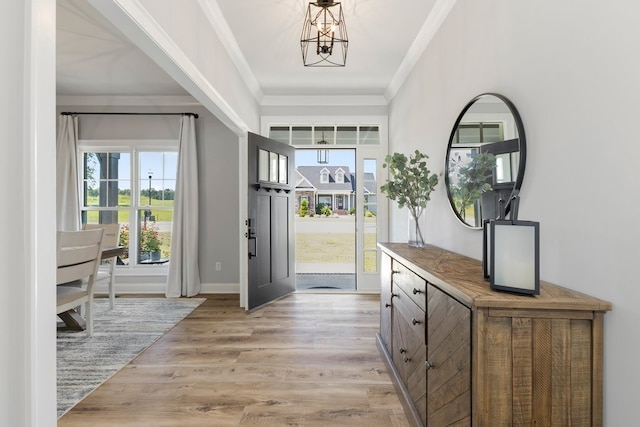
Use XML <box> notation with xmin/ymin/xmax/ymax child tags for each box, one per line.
<box><xmin>57</xmin><ymin>0</ymin><xmax>443</xmax><ymax>102</ymax></box>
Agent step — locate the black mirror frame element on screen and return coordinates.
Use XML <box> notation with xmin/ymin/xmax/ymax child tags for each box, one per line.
<box><xmin>445</xmin><ymin>93</ymin><xmax>527</xmax><ymax>229</ymax></box>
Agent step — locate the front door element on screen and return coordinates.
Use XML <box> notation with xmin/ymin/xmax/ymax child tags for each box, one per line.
<box><xmin>247</xmin><ymin>132</ymin><xmax>295</xmax><ymax>310</ymax></box>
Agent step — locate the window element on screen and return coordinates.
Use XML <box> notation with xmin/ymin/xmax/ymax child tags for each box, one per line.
<box><xmin>454</xmin><ymin>122</ymin><xmax>504</xmax><ymax>144</ymax></box>
<box><xmin>362</xmin><ymin>159</ymin><xmax>378</xmax><ymax>272</ymax></box>
<box><xmin>320</xmin><ymin>168</ymin><xmax>329</xmax><ymax>183</ymax></box>
<box><xmin>269</xmin><ymin>125</ymin><xmax>380</xmax><ymax>146</ymax></box>
<box><xmin>335</xmin><ymin>168</ymin><xmax>344</xmax><ymax>183</ymax></box>
<box><xmin>80</xmin><ymin>144</ymin><xmax>177</xmax><ymax>267</ymax></box>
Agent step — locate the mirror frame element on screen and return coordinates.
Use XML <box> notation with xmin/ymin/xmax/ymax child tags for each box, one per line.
<box><xmin>445</xmin><ymin>93</ymin><xmax>527</xmax><ymax>229</ymax></box>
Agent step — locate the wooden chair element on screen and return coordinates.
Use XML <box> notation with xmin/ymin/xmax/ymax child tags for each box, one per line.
<box><xmin>57</xmin><ymin>229</ymin><xmax>105</xmax><ymax>336</ymax></box>
<box><xmin>83</xmin><ymin>223</ymin><xmax>120</xmax><ymax>309</ymax></box>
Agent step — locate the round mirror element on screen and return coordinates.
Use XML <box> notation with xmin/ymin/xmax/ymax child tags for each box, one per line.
<box><xmin>445</xmin><ymin>93</ymin><xmax>526</xmax><ymax>228</ymax></box>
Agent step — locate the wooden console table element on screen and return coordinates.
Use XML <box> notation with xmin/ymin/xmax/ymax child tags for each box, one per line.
<box><xmin>377</xmin><ymin>243</ymin><xmax>611</xmax><ymax>427</ymax></box>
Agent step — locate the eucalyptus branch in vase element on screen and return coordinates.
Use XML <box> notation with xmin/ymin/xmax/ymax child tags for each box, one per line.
<box><xmin>380</xmin><ymin>150</ymin><xmax>439</xmax><ymax>247</ymax></box>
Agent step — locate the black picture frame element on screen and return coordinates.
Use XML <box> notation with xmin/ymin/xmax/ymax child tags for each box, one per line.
<box><xmin>489</xmin><ymin>219</ymin><xmax>540</xmax><ymax>295</ymax></box>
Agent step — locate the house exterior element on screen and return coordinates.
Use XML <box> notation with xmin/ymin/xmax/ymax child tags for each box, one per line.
<box><xmin>295</xmin><ymin>166</ymin><xmax>354</xmax><ymax>215</ymax></box>
<box><xmin>295</xmin><ymin>166</ymin><xmax>378</xmax><ymax>216</ymax></box>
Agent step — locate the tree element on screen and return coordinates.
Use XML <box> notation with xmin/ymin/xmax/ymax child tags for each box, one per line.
<box><xmin>449</xmin><ymin>152</ymin><xmax>495</xmax><ymax>220</ymax></box>
<box><xmin>300</xmin><ymin>198</ymin><xmax>308</xmax><ymax>217</ymax></box>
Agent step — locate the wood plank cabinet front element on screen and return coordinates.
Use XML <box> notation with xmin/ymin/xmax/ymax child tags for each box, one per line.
<box><xmin>377</xmin><ymin>243</ymin><xmax>611</xmax><ymax>427</ymax></box>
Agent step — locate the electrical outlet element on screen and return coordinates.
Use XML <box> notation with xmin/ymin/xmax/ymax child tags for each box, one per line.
<box><xmin>215</xmin><ymin>262</ymin><xmax>221</xmax><ymax>271</ymax></box>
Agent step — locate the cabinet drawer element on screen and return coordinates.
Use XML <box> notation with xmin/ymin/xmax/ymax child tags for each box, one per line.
<box><xmin>392</xmin><ymin>260</ymin><xmax>426</xmax><ymax>311</ymax></box>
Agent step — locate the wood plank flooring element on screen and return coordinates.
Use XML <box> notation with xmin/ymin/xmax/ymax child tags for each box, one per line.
<box><xmin>58</xmin><ymin>293</ymin><xmax>409</xmax><ymax>426</ymax></box>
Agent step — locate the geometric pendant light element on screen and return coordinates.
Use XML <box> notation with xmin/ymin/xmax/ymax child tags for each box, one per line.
<box><xmin>301</xmin><ymin>0</ymin><xmax>348</xmax><ymax>67</ymax></box>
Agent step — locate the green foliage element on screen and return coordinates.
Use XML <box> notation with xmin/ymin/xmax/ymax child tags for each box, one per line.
<box><xmin>380</xmin><ymin>150</ymin><xmax>439</xmax><ymax>221</ymax></box>
<box><xmin>320</xmin><ymin>205</ymin><xmax>333</xmax><ymax>216</ymax></box>
<box><xmin>140</xmin><ymin>221</ymin><xmax>162</xmax><ymax>252</ymax></box>
<box><xmin>348</xmin><ymin>207</ymin><xmax>356</xmax><ymax>215</ymax></box>
<box><xmin>365</xmin><ymin>210</ymin><xmax>375</xmax><ymax>218</ymax></box>
<box><xmin>299</xmin><ymin>199</ymin><xmax>308</xmax><ymax>217</ymax></box>
<box><xmin>118</xmin><ymin>223</ymin><xmax>130</xmax><ymax>259</ymax></box>
<box><xmin>449</xmin><ymin>152</ymin><xmax>495</xmax><ymax>220</ymax></box>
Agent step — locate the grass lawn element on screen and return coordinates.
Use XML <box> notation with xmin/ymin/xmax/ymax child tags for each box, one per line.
<box><xmin>85</xmin><ymin>194</ymin><xmax>174</xmax><ymax>222</ymax></box>
<box><xmin>295</xmin><ymin>232</ymin><xmax>377</xmax><ymax>271</ymax></box>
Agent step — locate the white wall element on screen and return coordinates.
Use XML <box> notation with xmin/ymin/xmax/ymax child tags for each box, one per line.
<box><xmin>388</xmin><ymin>0</ymin><xmax>640</xmax><ymax>424</ymax></box>
<box><xmin>1</xmin><ymin>0</ymin><xmax>57</xmax><ymax>425</ymax></box>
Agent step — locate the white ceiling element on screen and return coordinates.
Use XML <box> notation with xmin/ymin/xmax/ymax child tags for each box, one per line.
<box><xmin>57</xmin><ymin>0</ymin><xmax>444</xmax><ymax>101</ymax></box>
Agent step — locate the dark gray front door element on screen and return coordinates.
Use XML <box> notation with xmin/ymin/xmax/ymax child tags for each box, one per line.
<box><xmin>247</xmin><ymin>132</ymin><xmax>295</xmax><ymax>310</ymax></box>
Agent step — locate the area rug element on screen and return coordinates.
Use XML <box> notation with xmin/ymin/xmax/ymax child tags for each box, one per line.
<box><xmin>57</xmin><ymin>297</ymin><xmax>205</xmax><ymax>418</ymax></box>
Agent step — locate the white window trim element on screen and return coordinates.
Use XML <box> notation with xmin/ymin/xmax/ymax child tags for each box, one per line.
<box><xmin>77</xmin><ymin>139</ymin><xmax>178</xmax><ymax>275</ymax></box>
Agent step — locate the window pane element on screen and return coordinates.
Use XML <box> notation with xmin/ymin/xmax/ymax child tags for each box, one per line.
<box><xmin>259</xmin><ymin>149</ymin><xmax>269</xmax><ymax>181</ymax></box>
<box><xmin>457</xmin><ymin>124</ymin><xmax>481</xmax><ymax>144</ymax></box>
<box><xmin>315</xmin><ymin>126</ymin><xmax>334</xmax><ymax>145</ymax></box>
<box><xmin>139</xmin><ymin>152</ymin><xmax>177</xmax><ymax>207</ymax></box>
<box><xmin>482</xmin><ymin>123</ymin><xmax>503</xmax><ymax>143</ymax></box>
<box><xmin>269</xmin><ymin>152</ymin><xmax>278</xmax><ymax>183</ymax></box>
<box><xmin>279</xmin><ymin>154</ymin><xmax>288</xmax><ymax>184</ymax></box>
<box><xmin>292</xmin><ymin>126</ymin><xmax>312</xmax><ymax>145</ymax></box>
<box><xmin>336</xmin><ymin>126</ymin><xmax>357</xmax><ymax>145</ymax></box>
<box><xmin>83</xmin><ymin>152</ymin><xmax>130</xmax><ymax>207</ymax></box>
<box><xmin>137</xmin><ymin>210</ymin><xmax>170</xmax><ymax>265</ymax></box>
<box><xmin>269</xmin><ymin>126</ymin><xmax>290</xmax><ymax>144</ymax></box>
<box><xmin>359</xmin><ymin>126</ymin><xmax>380</xmax><ymax>145</ymax></box>
<box><xmin>363</xmin><ymin>159</ymin><xmax>378</xmax><ymax>273</ymax></box>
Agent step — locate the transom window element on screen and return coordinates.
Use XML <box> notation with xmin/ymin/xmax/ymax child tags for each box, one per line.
<box><xmin>269</xmin><ymin>125</ymin><xmax>380</xmax><ymax>146</ymax></box>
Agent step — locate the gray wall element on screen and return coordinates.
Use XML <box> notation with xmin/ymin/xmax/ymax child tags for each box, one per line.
<box><xmin>388</xmin><ymin>0</ymin><xmax>640</xmax><ymax>424</ymax></box>
<box><xmin>57</xmin><ymin>104</ymin><xmax>240</xmax><ymax>286</ymax></box>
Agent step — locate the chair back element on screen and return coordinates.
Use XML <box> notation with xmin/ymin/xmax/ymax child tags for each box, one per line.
<box><xmin>83</xmin><ymin>223</ymin><xmax>120</xmax><ymax>247</ymax></box>
<box><xmin>57</xmin><ymin>229</ymin><xmax>105</xmax><ymax>286</ymax></box>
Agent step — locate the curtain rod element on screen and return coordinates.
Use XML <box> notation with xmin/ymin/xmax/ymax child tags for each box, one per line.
<box><xmin>61</xmin><ymin>112</ymin><xmax>199</xmax><ymax>119</ymax></box>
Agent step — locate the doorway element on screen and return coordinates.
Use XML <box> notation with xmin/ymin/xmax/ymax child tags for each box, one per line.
<box><xmin>294</xmin><ymin>149</ymin><xmax>356</xmax><ymax>290</ymax></box>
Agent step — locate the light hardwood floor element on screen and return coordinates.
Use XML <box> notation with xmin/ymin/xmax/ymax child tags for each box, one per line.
<box><xmin>58</xmin><ymin>293</ymin><xmax>409</xmax><ymax>426</ymax></box>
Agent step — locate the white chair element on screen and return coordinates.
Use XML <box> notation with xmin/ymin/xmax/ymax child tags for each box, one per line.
<box><xmin>57</xmin><ymin>228</ymin><xmax>105</xmax><ymax>336</ymax></box>
<box><xmin>83</xmin><ymin>223</ymin><xmax>120</xmax><ymax>309</ymax></box>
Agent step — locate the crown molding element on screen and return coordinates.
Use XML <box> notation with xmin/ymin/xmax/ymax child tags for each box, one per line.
<box><xmin>261</xmin><ymin>95</ymin><xmax>388</xmax><ymax>107</ymax></box>
<box><xmin>385</xmin><ymin>0</ymin><xmax>458</xmax><ymax>102</ymax></box>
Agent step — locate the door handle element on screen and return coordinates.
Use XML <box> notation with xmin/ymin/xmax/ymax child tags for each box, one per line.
<box><xmin>248</xmin><ymin>236</ymin><xmax>257</xmax><ymax>259</ymax></box>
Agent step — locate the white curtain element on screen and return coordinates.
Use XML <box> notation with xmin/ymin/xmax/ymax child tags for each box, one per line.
<box><xmin>56</xmin><ymin>114</ymin><xmax>81</xmax><ymax>231</ymax></box>
<box><xmin>166</xmin><ymin>115</ymin><xmax>201</xmax><ymax>297</ymax></box>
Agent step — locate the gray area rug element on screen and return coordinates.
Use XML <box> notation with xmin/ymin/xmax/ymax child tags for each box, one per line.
<box><xmin>57</xmin><ymin>297</ymin><xmax>205</xmax><ymax>418</ymax></box>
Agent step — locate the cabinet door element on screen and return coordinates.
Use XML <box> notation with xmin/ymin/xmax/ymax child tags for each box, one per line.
<box><xmin>427</xmin><ymin>284</ymin><xmax>472</xmax><ymax>426</ymax></box>
<box><xmin>392</xmin><ymin>288</ymin><xmax>426</xmax><ymax>425</ymax></box>
<box><xmin>380</xmin><ymin>253</ymin><xmax>392</xmax><ymax>353</ymax></box>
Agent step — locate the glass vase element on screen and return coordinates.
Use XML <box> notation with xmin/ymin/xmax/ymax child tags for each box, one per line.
<box><xmin>408</xmin><ymin>210</ymin><xmax>426</xmax><ymax>248</ymax></box>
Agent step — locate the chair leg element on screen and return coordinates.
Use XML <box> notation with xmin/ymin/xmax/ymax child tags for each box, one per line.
<box><xmin>108</xmin><ymin>257</ymin><xmax>116</xmax><ymax>309</ymax></box>
<box><xmin>86</xmin><ymin>296</ymin><xmax>93</xmax><ymax>336</ymax></box>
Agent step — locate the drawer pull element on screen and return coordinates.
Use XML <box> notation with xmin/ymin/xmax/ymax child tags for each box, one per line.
<box><xmin>425</xmin><ymin>360</ymin><xmax>434</xmax><ymax>370</ymax></box>
<box><xmin>385</xmin><ymin>303</ymin><xmax>391</xmax><ymax>308</ymax></box>
<box><xmin>391</xmin><ymin>293</ymin><xmax>398</xmax><ymax>299</ymax></box>
<box><xmin>412</xmin><ymin>288</ymin><xmax>423</xmax><ymax>295</ymax></box>
<box><xmin>392</xmin><ymin>269</ymin><xmax>400</xmax><ymax>275</ymax></box>
<box><xmin>399</xmin><ymin>347</ymin><xmax>406</xmax><ymax>354</ymax></box>
<box><xmin>412</xmin><ymin>318</ymin><xmax>421</xmax><ymax>325</ymax></box>
<box><xmin>403</xmin><ymin>355</ymin><xmax>411</xmax><ymax>363</ymax></box>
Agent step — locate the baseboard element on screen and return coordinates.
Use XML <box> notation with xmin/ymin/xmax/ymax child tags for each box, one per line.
<box><xmin>200</xmin><ymin>282</ymin><xmax>240</xmax><ymax>293</ymax></box>
<box><xmin>94</xmin><ymin>282</ymin><xmax>240</xmax><ymax>295</ymax></box>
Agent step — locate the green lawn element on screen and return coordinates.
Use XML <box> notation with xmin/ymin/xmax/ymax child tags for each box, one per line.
<box><xmin>295</xmin><ymin>232</ymin><xmax>377</xmax><ymax>271</ymax></box>
<box><xmin>85</xmin><ymin>194</ymin><xmax>174</xmax><ymax>222</ymax></box>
